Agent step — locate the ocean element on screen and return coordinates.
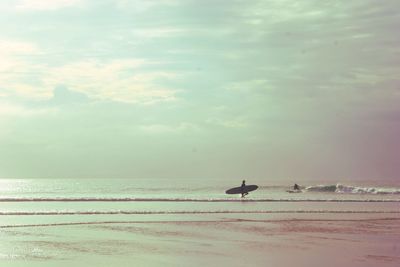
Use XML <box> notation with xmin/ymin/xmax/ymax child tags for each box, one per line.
<box><xmin>1</xmin><ymin>178</ymin><xmax>400</xmax><ymax>266</ymax></box>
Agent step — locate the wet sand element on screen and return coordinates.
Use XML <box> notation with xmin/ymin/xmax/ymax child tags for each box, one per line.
<box><xmin>1</xmin><ymin>213</ymin><xmax>400</xmax><ymax>267</ymax></box>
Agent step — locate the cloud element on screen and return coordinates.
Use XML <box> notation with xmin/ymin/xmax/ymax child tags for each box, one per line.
<box><xmin>0</xmin><ymin>39</ymin><xmax>39</xmax><ymax>75</ymax></box>
<box><xmin>50</xmin><ymin>86</ymin><xmax>89</xmax><ymax>105</ymax></box>
<box><xmin>0</xmin><ymin>39</ymin><xmax>47</xmax><ymax>99</ymax></box>
<box><xmin>0</xmin><ymin>40</ymin><xmax>38</xmax><ymax>56</ymax></box>
<box><xmin>205</xmin><ymin>117</ymin><xmax>248</xmax><ymax>129</ymax></box>
<box><xmin>131</xmin><ymin>27</ymin><xmax>186</xmax><ymax>39</ymax></box>
<box><xmin>15</xmin><ymin>0</ymin><xmax>82</xmax><ymax>11</ymax></box>
<box><xmin>0</xmin><ymin>42</ymin><xmax>179</xmax><ymax>104</ymax></box>
<box><xmin>44</xmin><ymin>60</ymin><xmax>178</xmax><ymax>104</ymax></box>
<box><xmin>224</xmin><ymin>79</ymin><xmax>272</xmax><ymax>93</ymax></box>
<box><xmin>139</xmin><ymin>122</ymin><xmax>199</xmax><ymax>134</ymax></box>
<box><xmin>115</xmin><ymin>0</ymin><xmax>178</xmax><ymax>12</ymax></box>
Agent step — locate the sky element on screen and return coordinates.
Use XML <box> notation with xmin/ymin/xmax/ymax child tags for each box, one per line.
<box><xmin>0</xmin><ymin>0</ymin><xmax>399</xmax><ymax>181</ymax></box>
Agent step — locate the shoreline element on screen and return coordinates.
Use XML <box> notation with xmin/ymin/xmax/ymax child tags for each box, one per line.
<box><xmin>1</xmin><ymin>213</ymin><xmax>400</xmax><ymax>267</ymax></box>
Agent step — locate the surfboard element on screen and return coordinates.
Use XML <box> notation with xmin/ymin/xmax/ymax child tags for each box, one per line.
<box><xmin>225</xmin><ymin>185</ymin><xmax>258</xmax><ymax>194</ymax></box>
<box><xmin>286</xmin><ymin>189</ymin><xmax>302</xmax><ymax>193</ymax></box>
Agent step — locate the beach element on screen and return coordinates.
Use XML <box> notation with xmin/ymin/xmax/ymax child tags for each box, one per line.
<box><xmin>1</xmin><ymin>213</ymin><xmax>400</xmax><ymax>267</ymax></box>
<box><xmin>2</xmin><ymin>0</ymin><xmax>400</xmax><ymax>265</ymax></box>
<box><xmin>1</xmin><ymin>179</ymin><xmax>400</xmax><ymax>266</ymax></box>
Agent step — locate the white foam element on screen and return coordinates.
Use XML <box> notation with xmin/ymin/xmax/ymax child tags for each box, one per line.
<box><xmin>305</xmin><ymin>184</ymin><xmax>400</xmax><ymax>194</ymax></box>
<box><xmin>1</xmin><ymin>210</ymin><xmax>400</xmax><ymax>216</ymax></box>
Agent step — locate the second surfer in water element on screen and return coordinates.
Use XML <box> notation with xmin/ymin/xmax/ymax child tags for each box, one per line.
<box><xmin>294</xmin><ymin>183</ymin><xmax>300</xmax><ymax>190</ymax></box>
<box><xmin>241</xmin><ymin>180</ymin><xmax>248</xmax><ymax>198</ymax></box>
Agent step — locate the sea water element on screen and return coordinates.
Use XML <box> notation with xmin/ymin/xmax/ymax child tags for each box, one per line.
<box><xmin>1</xmin><ymin>178</ymin><xmax>400</xmax><ymax>266</ymax></box>
<box><xmin>1</xmin><ymin>178</ymin><xmax>400</xmax><ymax>222</ymax></box>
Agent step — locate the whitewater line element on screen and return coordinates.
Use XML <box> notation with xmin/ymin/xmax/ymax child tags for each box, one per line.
<box><xmin>1</xmin><ymin>217</ymin><xmax>400</xmax><ymax>229</ymax></box>
<box><xmin>0</xmin><ymin>198</ymin><xmax>399</xmax><ymax>202</ymax></box>
<box><xmin>1</xmin><ymin>210</ymin><xmax>400</xmax><ymax>216</ymax></box>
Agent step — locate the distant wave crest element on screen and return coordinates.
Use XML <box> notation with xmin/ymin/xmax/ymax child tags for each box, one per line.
<box><xmin>305</xmin><ymin>184</ymin><xmax>400</xmax><ymax>194</ymax></box>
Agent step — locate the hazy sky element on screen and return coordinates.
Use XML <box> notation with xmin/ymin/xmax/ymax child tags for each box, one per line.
<box><xmin>0</xmin><ymin>0</ymin><xmax>399</xmax><ymax>181</ymax></box>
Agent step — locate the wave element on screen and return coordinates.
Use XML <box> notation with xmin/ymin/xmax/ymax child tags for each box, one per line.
<box><xmin>1</xmin><ymin>210</ymin><xmax>400</xmax><ymax>216</ymax></box>
<box><xmin>305</xmin><ymin>184</ymin><xmax>400</xmax><ymax>194</ymax></box>
<box><xmin>0</xmin><ymin>197</ymin><xmax>399</xmax><ymax>202</ymax></box>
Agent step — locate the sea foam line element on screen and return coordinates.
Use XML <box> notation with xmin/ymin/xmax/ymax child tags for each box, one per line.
<box><xmin>1</xmin><ymin>210</ymin><xmax>400</xmax><ymax>216</ymax></box>
<box><xmin>1</xmin><ymin>218</ymin><xmax>400</xmax><ymax>229</ymax></box>
<box><xmin>0</xmin><ymin>197</ymin><xmax>399</xmax><ymax>202</ymax></box>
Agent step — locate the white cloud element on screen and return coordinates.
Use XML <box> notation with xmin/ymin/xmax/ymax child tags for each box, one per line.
<box><xmin>15</xmin><ymin>0</ymin><xmax>82</xmax><ymax>11</ymax></box>
<box><xmin>131</xmin><ymin>27</ymin><xmax>186</xmax><ymax>39</ymax></box>
<box><xmin>238</xmin><ymin>0</ymin><xmax>328</xmax><ymax>26</ymax></box>
<box><xmin>0</xmin><ymin>39</ymin><xmax>179</xmax><ymax>104</ymax></box>
<box><xmin>0</xmin><ymin>40</ymin><xmax>38</xmax><ymax>56</ymax></box>
<box><xmin>43</xmin><ymin>59</ymin><xmax>178</xmax><ymax>104</ymax></box>
<box><xmin>139</xmin><ymin>122</ymin><xmax>199</xmax><ymax>134</ymax></box>
<box><xmin>224</xmin><ymin>79</ymin><xmax>273</xmax><ymax>92</ymax></box>
<box><xmin>116</xmin><ymin>0</ymin><xmax>178</xmax><ymax>12</ymax></box>
<box><xmin>206</xmin><ymin>117</ymin><xmax>248</xmax><ymax>129</ymax></box>
<box><xmin>0</xmin><ymin>40</ymin><xmax>46</xmax><ymax>99</ymax></box>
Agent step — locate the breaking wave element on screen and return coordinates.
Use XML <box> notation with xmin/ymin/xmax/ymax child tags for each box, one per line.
<box><xmin>305</xmin><ymin>184</ymin><xmax>400</xmax><ymax>194</ymax></box>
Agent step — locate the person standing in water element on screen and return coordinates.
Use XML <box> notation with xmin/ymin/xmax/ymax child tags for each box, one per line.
<box><xmin>241</xmin><ymin>180</ymin><xmax>248</xmax><ymax>198</ymax></box>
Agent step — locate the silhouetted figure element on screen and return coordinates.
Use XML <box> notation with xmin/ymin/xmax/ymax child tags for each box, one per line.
<box><xmin>294</xmin><ymin>183</ymin><xmax>300</xmax><ymax>190</ymax></box>
<box><xmin>241</xmin><ymin>180</ymin><xmax>248</xmax><ymax>198</ymax></box>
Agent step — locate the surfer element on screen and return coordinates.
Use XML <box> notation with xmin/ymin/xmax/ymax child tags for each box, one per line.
<box><xmin>225</xmin><ymin>183</ymin><xmax>258</xmax><ymax>197</ymax></box>
<box><xmin>241</xmin><ymin>180</ymin><xmax>248</xmax><ymax>198</ymax></box>
<box><xmin>225</xmin><ymin>182</ymin><xmax>258</xmax><ymax>196</ymax></box>
<box><xmin>293</xmin><ymin>183</ymin><xmax>300</xmax><ymax>190</ymax></box>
